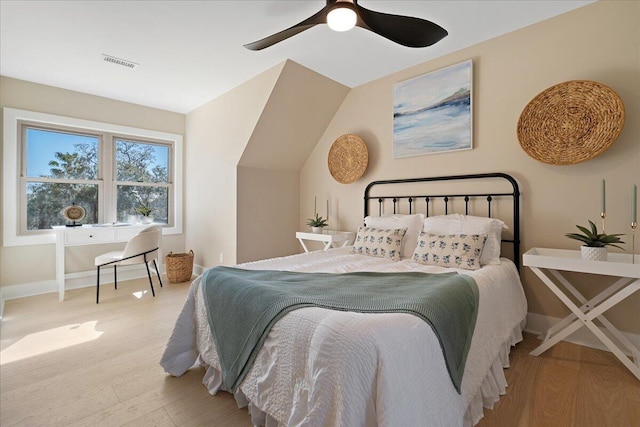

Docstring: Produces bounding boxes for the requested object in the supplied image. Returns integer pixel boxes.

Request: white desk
[53,224,160,301]
[523,247,640,380]
[296,230,355,253]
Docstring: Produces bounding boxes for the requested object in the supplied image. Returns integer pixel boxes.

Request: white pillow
[351,226,407,261]
[422,214,506,265]
[412,232,487,271]
[364,214,425,259]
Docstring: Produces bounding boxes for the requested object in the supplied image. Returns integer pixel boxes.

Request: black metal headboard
[363,172,521,271]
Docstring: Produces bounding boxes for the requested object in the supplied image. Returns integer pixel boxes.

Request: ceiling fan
[244,0,448,51]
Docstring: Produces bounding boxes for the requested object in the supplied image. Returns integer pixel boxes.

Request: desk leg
[55,234,65,301]
[322,241,332,251]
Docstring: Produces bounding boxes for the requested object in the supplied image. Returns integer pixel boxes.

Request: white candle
[601,179,606,214]
[633,184,637,223]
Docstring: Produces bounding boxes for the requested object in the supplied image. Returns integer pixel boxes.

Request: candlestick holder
[600,212,606,234]
[632,221,637,264]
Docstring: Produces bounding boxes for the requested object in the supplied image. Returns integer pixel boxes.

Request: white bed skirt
[196,320,524,427]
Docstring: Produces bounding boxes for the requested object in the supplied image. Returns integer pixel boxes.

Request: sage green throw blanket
[201,266,479,394]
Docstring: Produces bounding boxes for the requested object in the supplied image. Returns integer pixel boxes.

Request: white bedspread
[161,248,527,427]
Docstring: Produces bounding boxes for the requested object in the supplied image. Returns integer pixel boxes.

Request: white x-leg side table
[296,230,355,253]
[523,247,640,380]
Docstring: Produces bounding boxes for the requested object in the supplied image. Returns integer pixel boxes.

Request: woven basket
[165,250,194,283]
[517,80,625,165]
[328,134,368,184]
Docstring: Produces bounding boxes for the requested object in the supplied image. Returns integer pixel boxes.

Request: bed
[161,172,528,427]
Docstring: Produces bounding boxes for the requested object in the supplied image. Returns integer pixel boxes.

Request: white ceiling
[0,1,594,114]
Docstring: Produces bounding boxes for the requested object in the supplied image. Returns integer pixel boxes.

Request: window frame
[20,122,104,235]
[3,108,183,247]
[113,135,174,225]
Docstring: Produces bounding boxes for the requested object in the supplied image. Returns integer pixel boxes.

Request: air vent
[102,54,139,69]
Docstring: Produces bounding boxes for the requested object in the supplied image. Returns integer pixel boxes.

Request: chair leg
[114,265,118,290]
[96,266,101,304]
[153,259,163,287]
[145,262,155,297]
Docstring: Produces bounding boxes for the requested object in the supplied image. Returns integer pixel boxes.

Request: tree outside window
[24,127,171,230]
[25,128,99,230]
[115,138,169,223]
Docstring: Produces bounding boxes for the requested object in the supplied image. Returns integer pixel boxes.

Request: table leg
[540,275,631,340]
[55,232,65,301]
[298,238,310,253]
[530,267,640,380]
[584,317,640,380]
[530,318,585,356]
[322,241,332,251]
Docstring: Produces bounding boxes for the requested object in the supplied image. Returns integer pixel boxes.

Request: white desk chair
[94,225,163,303]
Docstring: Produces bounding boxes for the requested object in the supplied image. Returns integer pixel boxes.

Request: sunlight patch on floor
[132,290,150,299]
[0,321,103,364]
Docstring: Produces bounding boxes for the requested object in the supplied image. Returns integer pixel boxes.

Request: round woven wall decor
[517,80,625,165]
[328,134,368,184]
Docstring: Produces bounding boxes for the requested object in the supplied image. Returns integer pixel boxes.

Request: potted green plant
[135,204,155,224]
[306,213,328,234]
[565,220,625,261]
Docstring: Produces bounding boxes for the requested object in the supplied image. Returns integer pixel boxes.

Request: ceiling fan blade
[355,3,448,48]
[244,5,330,51]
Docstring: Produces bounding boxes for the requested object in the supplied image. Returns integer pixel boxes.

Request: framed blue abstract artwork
[393,60,473,158]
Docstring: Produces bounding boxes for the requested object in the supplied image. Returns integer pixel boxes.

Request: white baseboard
[0,264,159,302]
[193,263,207,276]
[524,312,640,354]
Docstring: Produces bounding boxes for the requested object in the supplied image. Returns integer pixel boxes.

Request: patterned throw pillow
[412,232,487,270]
[422,214,506,265]
[365,214,425,259]
[351,226,407,261]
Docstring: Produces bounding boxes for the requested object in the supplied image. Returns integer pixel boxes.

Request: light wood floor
[1,277,638,427]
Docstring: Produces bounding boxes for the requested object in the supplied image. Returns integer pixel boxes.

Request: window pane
[26,128,98,179]
[26,182,98,230]
[117,185,168,224]
[116,139,169,183]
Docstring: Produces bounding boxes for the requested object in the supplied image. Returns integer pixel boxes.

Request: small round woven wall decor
[517,80,625,165]
[328,134,368,184]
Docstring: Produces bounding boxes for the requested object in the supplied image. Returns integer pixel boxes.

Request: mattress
[161,247,528,426]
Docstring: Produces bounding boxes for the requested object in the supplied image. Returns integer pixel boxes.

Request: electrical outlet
[219,252,224,263]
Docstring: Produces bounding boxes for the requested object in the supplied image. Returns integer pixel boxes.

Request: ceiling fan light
[327,6,357,32]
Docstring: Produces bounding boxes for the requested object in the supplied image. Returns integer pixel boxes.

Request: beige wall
[0,77,186,287]
[237,167,300,263]
[300,1,640,333]
[184,62,283,269]
[186,60,347,268]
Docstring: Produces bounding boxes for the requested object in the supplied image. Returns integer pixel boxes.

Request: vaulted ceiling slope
[239,60,350,171]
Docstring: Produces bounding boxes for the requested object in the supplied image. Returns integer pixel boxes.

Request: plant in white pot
[565,220,625,261]
[306,213,328,234]
[134,204,155,224]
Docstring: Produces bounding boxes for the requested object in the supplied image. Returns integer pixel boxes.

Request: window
[3,108,183,246]
[24,126,101,230]
[115,138,170,224]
